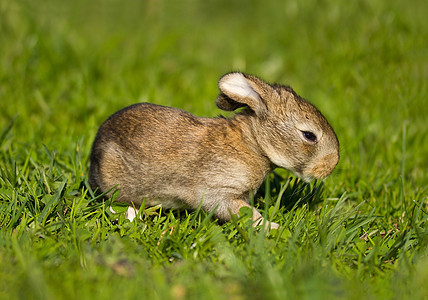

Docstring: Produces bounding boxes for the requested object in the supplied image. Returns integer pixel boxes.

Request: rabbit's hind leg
[213,198,279,230]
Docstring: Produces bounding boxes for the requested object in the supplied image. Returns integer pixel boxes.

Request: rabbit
[89,72,339,229]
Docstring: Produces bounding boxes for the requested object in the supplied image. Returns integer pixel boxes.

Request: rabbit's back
[94,103,205,150]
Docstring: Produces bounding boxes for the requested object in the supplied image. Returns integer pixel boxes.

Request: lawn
[0,0,427,299]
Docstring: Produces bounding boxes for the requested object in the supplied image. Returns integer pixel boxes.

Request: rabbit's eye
[302,131,317,143]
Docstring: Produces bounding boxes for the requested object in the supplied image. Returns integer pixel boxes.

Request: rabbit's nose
[310,152,339,179]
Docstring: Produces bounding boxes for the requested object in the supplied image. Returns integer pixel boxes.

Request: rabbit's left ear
[217,72,271,116]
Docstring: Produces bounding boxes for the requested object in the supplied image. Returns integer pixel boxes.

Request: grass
[0,0,427,299]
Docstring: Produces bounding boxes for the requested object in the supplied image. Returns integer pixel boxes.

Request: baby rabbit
[89,72,339,229]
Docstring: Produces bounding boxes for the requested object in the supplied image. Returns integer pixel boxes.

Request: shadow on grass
[256,171,326,212]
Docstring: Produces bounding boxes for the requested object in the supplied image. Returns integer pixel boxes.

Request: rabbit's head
[217,72,339,182]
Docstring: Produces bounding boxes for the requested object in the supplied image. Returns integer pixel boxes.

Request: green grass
[1,0,427,299]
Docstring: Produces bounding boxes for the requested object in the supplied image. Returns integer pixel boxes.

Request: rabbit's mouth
[286,168,315,183]
[298,172,316,183]
[292,161,336,182]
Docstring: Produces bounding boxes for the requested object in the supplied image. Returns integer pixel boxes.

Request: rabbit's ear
[217,72,269,116]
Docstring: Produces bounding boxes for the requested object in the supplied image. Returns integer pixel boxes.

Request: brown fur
[89,72,339,229]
